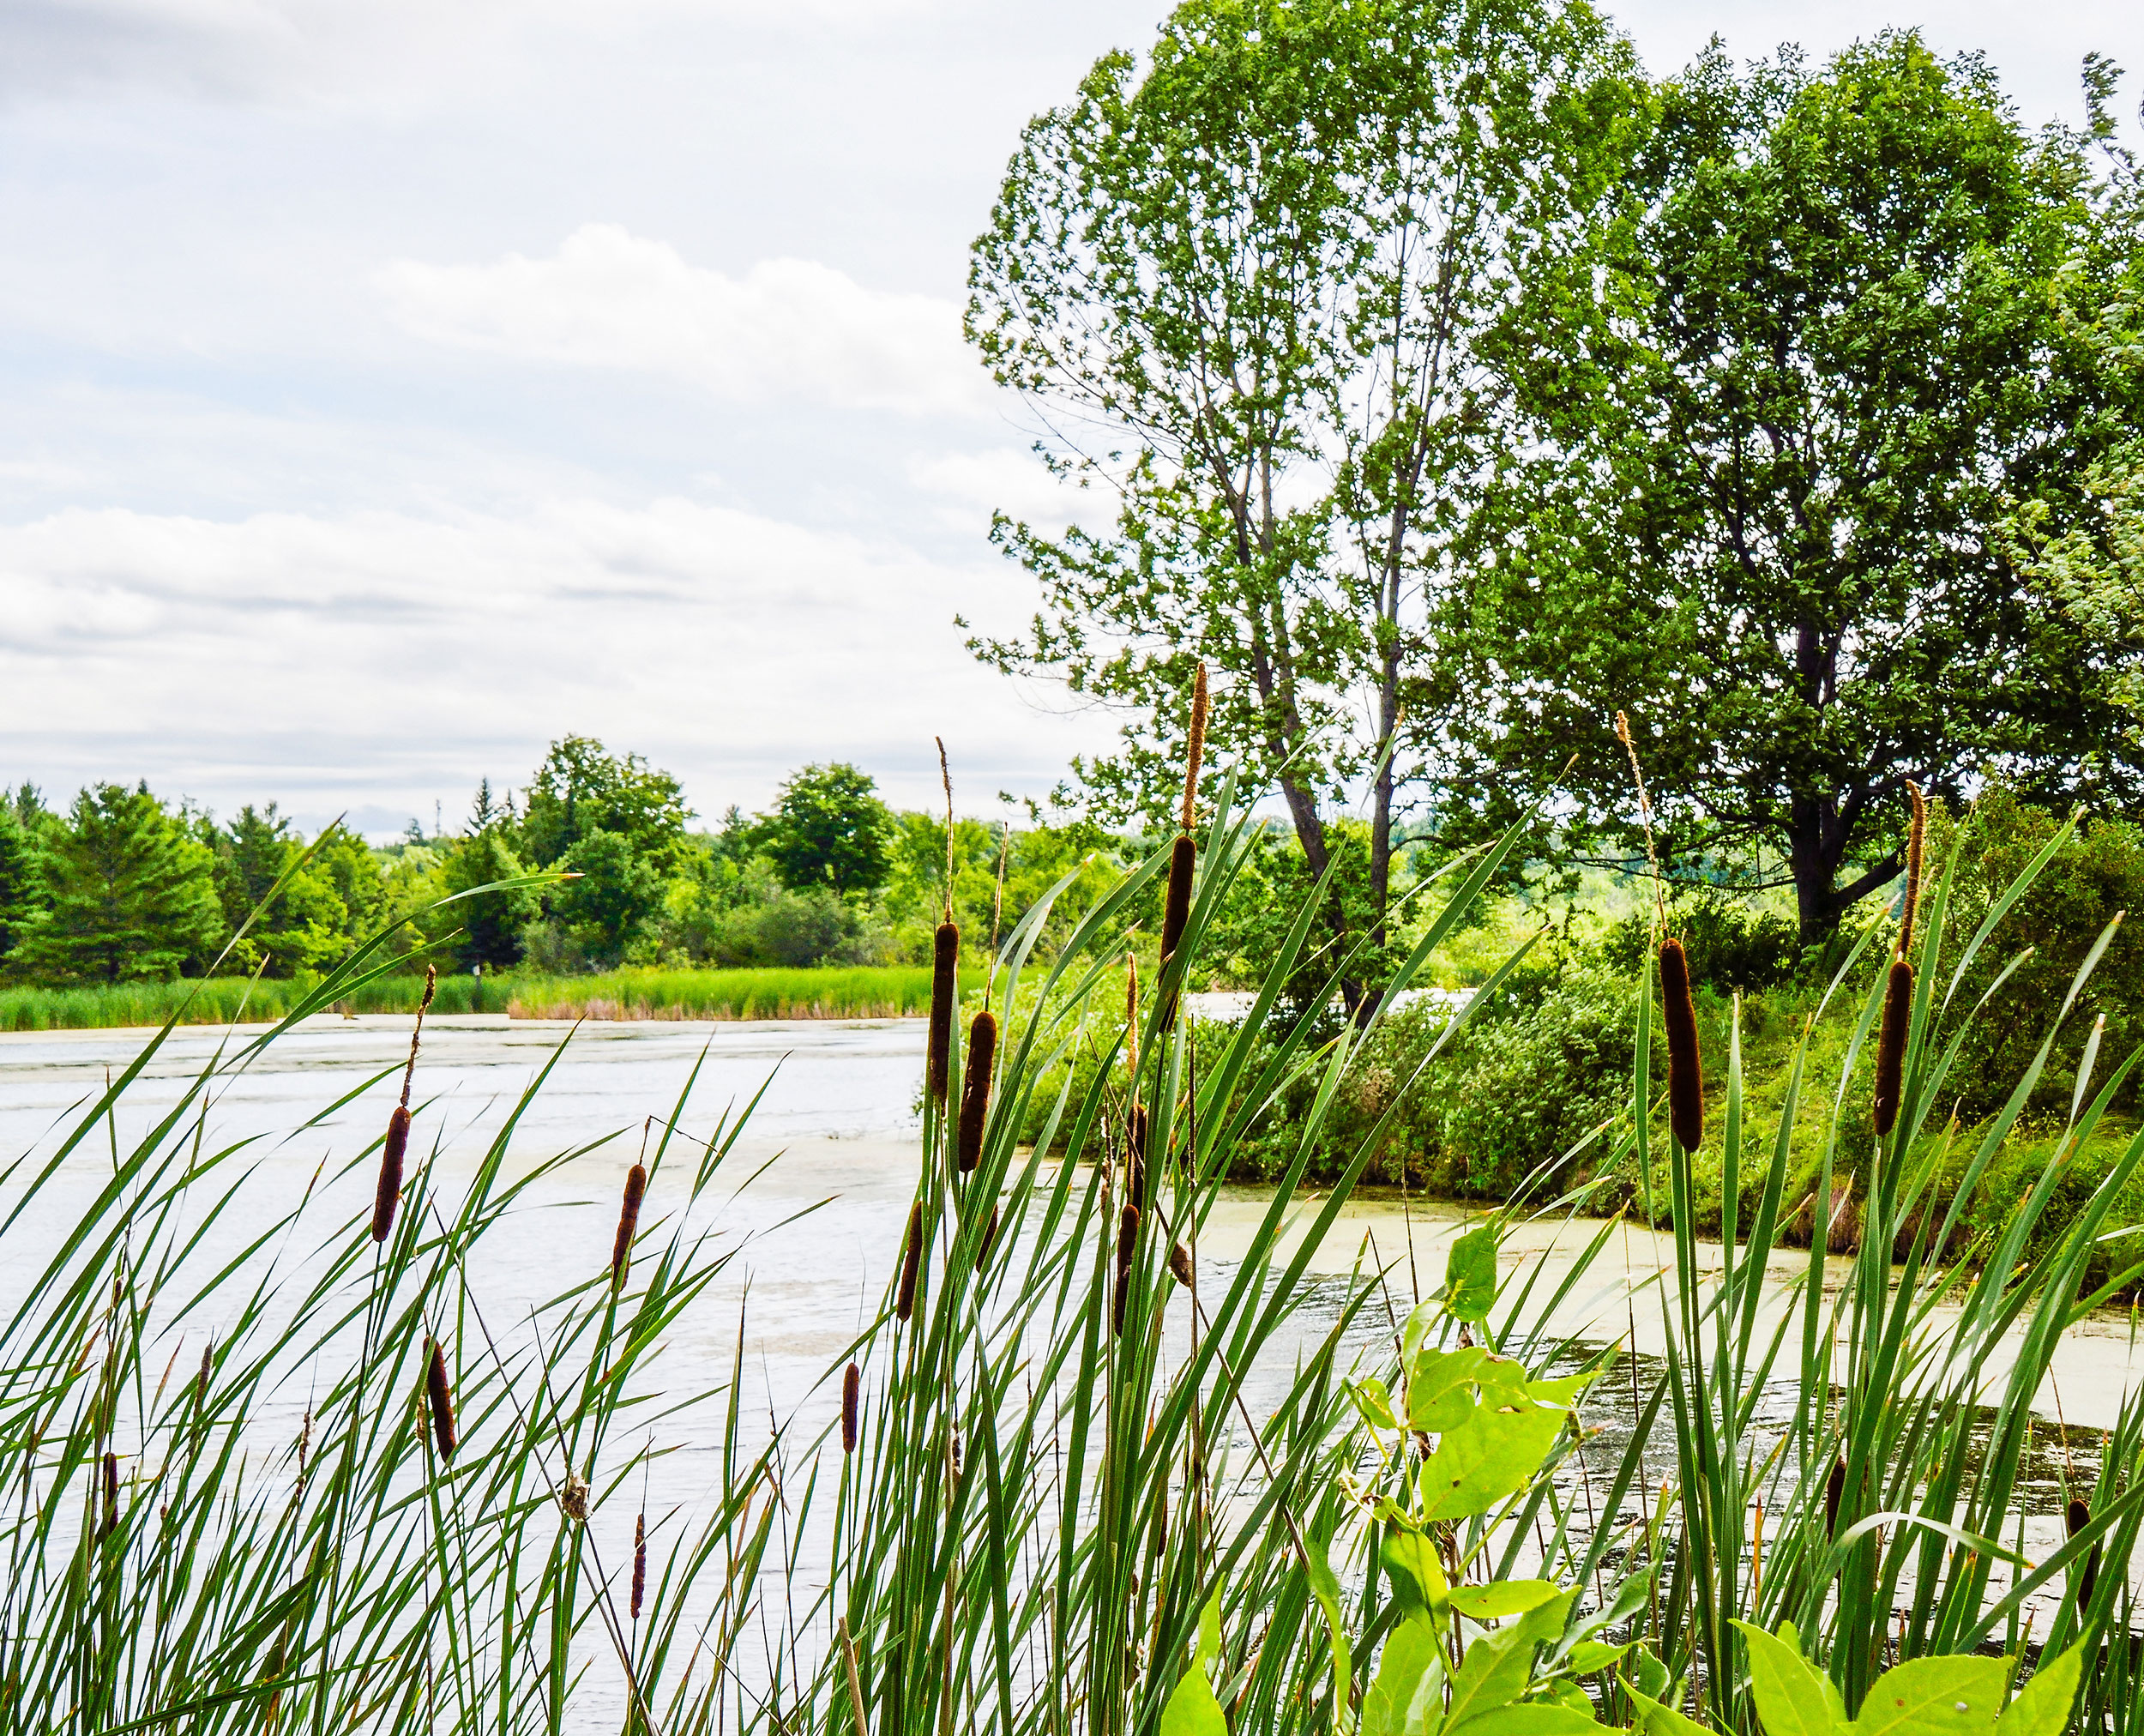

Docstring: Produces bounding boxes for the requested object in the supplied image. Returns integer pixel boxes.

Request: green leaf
[1158,1589,1227,1736]
[1622,1677,1708,1736]
[1995,1645,2081,1736]
[1447,1592,1574,1730]
[1448,1581,1563,1620]
[1852,1656,2008,1736]
[1629,1647,1671,1703]
[1442,1223,1501,1322]
[1382,1528,1449,1612]
[1563,1641,1630,1673]
[1418,1397,1571,1522]
[1304,1525,1354,1727]
[1730,1620,1836,1736]
[1351,1376,1400,1431]
[1360,1616,1447,1736]
[1448,1703,1600,1736]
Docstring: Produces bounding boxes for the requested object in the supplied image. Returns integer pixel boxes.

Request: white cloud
[0,494,1094,824]
[908,447,1094,538]
[376,226,992,418]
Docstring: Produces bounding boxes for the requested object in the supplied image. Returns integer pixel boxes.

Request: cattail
[1160,835,1196,965]
[1111,1203,1140,1337]
[1126,1106,1150,1212]
[611,1162,647,1287]
[928,923,959,1103]
[2066,1496,2100,1610]
[1659,938,1703,1152]
[1169,1240,1194,1288]
[372,1106,410,1244]
[1180,662,1208,834]
[196,1340,213,1411]
[100,1450,118,1540]
[1824,1455,1846,1538]
[1124,957,1139,1081]
[956,1011,997,1173]
[1899,781,1928,961]
[841,1361,862,1455]
[631,1511,647,1619]
[425,1338,457,1463]
[1872,959,1913,1137]
[975,1201,1001,1275]
[895,1202,924,1322]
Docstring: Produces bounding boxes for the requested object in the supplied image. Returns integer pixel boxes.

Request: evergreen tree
[442,828,536,970]
[16,783,226,983]
[0,807,46,967]
[210,805,350,977]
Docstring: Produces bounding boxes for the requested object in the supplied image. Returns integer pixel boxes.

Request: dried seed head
[956,1010,998,1174]
[1872,960,1913,1137]
[975,1201,1001,1275]
[1158,835,1196,1033]
[1169,1241,1194,1288]
[1659,938,1703,1152]
[927,923,959,1102]
[398,965,436,1107]
[1899,781,1928,961]
[1181,662,1208,834]
[842,1360,862,1455]
[371,1105,410,1244]
[1124,957,1139,1082]
[611,1162,648,1287]
[1824,1455,1846,1538]
[559,1472,589,1522]
[631,1512,647,1620]
[895,1202,925,1323]
[2067,1496,2101,1609]
[425,1338,457,1463]
[1126,1106,1150,1213]
[196,1340,213,1411]
[100,1451,118,1541]
[1111,1203,1140,1338]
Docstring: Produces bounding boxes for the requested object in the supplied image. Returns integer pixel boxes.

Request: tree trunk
[1785,788,1901,944]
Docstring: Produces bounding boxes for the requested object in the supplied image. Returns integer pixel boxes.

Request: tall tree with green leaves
[756,763,894,898]
[16,783,224,983]
[0,806,46,967]
[1435,33,2144,940]
[965,0,1641,978]
[208,804,350,976]
[521,736,690,870]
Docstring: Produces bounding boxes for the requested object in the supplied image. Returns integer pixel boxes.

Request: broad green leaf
[1159,1589,1227,1736]
[1351,1377,1400,1431]
[1448,1703,1600,1736]
[1448,1581,1562,1620]
[1409,1346,1497,1432]
[1442,1223,1501,1322]
[1447,1592,1574,1730]
[1629,1648,1671,1703]
[1853,1655,2008,1736]
[1418,1398,1569,1522]
[1730,1620,1836,1736]
[1994,1645,2081,1736]
[1401,1299,1442,1370]
[1361,1616,1447,1736]
[1623,1678,1707,1736]
[1305,1525,1353,1728]
[1383,1528,1449,1611]
[1563,1640,1630,1673]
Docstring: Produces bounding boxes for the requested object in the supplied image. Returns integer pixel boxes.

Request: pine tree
[0,807,46,967]
[16,783,226,983]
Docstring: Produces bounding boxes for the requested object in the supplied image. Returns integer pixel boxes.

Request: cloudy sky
[3,0,2140,837]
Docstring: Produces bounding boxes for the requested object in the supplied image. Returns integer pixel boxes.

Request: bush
[1599,889,1801,992]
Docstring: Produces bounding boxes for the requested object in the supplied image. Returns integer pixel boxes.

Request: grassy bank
[0,964,932,1030]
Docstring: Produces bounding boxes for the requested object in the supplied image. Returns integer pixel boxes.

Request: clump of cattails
[841,1361,862,1455]
[975,1201,1001,1275]
[2067,1495,2100,1610]
[1873,784,1925,1138]
[956,1010,997,1173]
[372,966,437,1243]
[895,1203,924,1323]
[1111,1203,1140,1337]
[631,1512,647,1619]
[611,1161,647,1288]
[1659,937,1704,1153]
[1159,666,1208,1032]
[425,1337,457,1463]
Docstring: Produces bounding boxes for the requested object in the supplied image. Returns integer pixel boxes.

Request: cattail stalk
[425,1338,457,1463]
[100,1450,118,1541]
[841,1361,862,1455]
[1124,958,1139,1082]
[1872,959,1912,1137]
[956,1011,997,1173]
[895,1203,924,1322]
[1111,1203,1140,1337]
[1126,1106,1150,1213]
[975,1202,1001,1275]
[1659,937,1703,1152]
[371,966,437,1244]
[631,1512,647,1619]
[2067,1496,2100,1610]
[1180,662,1208,834]
[611,1162,647,1287]
[927,923,958,1103]
[1160,836,1195,965]
[1824,1455,1846,1538]
[1899,781,1928,961]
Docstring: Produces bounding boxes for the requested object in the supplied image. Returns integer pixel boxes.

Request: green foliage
[207,803,351,977]
[15,782,223,984]
[754,762,894,897]
[520,733,690,869]
[0,805,45,965]
[440,826,535,971]
[551,828,665,964]
[1599,894,1800,993]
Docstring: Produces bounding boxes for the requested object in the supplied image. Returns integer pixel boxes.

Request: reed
[1659,935,1703,1151]
[956,1010,997,1173]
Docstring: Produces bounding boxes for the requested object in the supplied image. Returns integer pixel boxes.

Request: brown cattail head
[1126,1105,1151,1212]
[1169,1240,1194,1288]
[1181,662,1208,835]
[841,1360,862,1455]
[196,1340,213,1411]
[1111,1203,1140,1337]
[1124,956,1140,1082]
[1899,781,1928,961]
[1659,938,1703,1152]
[1872,960,1913,1137]
[371,1105,410,1244]
[976,1201,1001,1275]
[895,1202,925,1322]
[1160,835,1195,963]
[425,1338,457,1463]
[1824,1455,1846,1538]
[2067,1496,2101,1609]
[956,1010,998,1173]
[611,1162,648,1287]
[928,923,959,1102]
[630,1511,647,1619]
[100,1450,118,1540]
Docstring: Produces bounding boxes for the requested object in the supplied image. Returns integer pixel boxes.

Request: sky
[2,0,2141,839]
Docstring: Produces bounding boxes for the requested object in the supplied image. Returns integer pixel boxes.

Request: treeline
[0,736,1126,986]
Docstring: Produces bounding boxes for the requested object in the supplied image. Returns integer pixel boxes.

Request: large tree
[1436,33,2144,940]
[17,783,224,984]
[965,0,1641,980]
[0,807,45,967]
[756,763,894,898]
[521,736,690,871]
